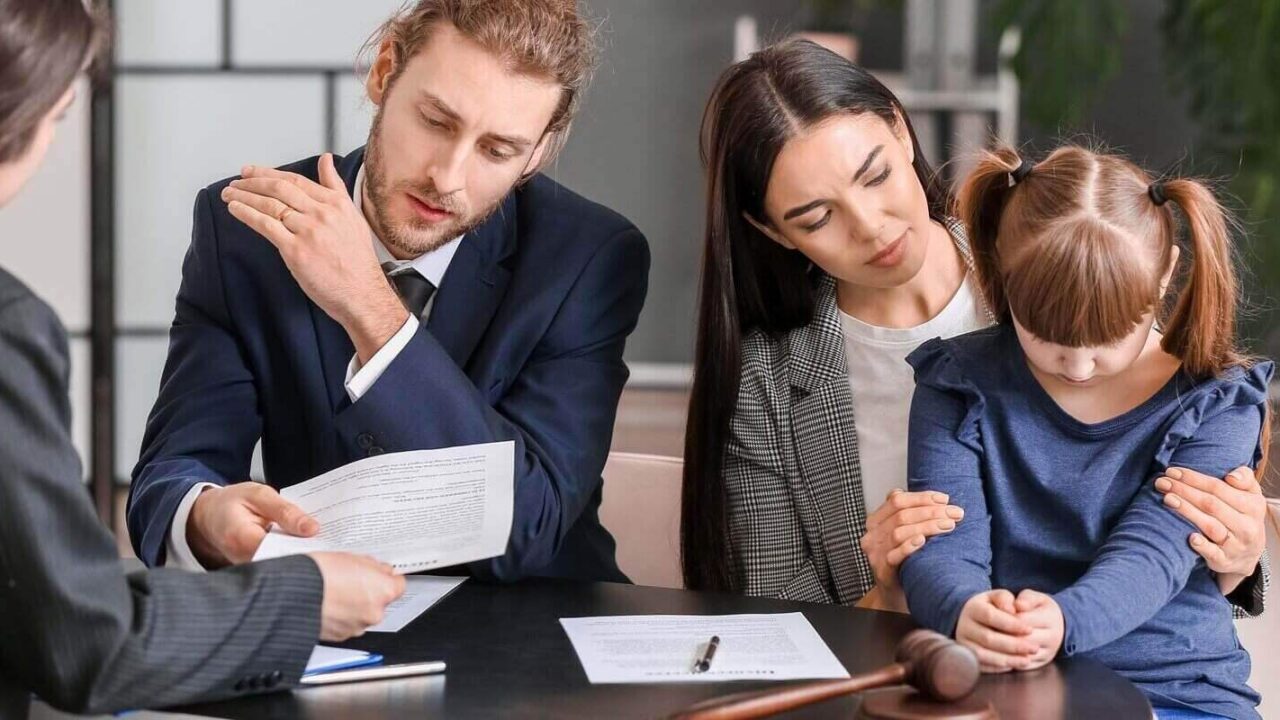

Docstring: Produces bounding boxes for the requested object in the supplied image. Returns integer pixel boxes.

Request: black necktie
[384,263,436,319]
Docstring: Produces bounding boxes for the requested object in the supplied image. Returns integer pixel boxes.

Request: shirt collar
[353,163,462,287]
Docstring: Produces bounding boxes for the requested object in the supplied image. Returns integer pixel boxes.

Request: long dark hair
[681,39,949,592]
[0,0,107,163]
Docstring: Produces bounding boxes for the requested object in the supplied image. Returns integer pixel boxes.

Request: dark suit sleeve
[127,187,263,566]
[0,292,323,714]
[336,226,649,581]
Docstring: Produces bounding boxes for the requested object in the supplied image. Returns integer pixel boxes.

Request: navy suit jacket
[126,148,649,582]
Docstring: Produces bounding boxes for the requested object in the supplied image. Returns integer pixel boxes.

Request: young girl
[900,144,1268,720]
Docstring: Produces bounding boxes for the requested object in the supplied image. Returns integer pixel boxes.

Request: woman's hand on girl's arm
[1154,465,1266,579]
[859,488,965,597]
[955,590,1037,673]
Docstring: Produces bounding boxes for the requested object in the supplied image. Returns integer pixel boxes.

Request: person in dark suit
[0,2,405,716]
[126,0,650,582]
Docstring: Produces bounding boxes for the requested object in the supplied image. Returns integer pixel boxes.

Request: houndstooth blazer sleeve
[1229,549,1268,620]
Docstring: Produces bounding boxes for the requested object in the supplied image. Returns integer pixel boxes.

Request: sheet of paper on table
[559,613,849,684]
[253,442,514,574]
[368,576,467,633]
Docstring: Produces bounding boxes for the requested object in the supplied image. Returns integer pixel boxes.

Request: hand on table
[955,589,1064,674]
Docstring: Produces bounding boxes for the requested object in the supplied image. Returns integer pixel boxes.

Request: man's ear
[743,211,796,250]
[366,38,398,107]
[891,109,914,165]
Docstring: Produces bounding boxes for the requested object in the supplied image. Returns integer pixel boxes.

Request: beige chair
[1236,499,1279,718]
[599,452,684,589]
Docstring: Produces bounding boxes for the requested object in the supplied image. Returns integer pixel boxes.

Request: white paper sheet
[559,613,848,684]
[254,442,514,574]
[367,575,467,633]
[304,646,375,675]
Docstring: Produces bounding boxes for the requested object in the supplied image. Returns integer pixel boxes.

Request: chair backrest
[599,452,684,589]
[1235,499,1279,718]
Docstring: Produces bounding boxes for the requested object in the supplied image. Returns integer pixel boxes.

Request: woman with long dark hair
[680,38,1270,616]
[0,1,402,715]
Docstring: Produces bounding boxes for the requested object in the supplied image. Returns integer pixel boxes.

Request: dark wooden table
[172,579,1152,719]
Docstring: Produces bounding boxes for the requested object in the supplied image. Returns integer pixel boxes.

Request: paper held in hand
[253,441,514,574]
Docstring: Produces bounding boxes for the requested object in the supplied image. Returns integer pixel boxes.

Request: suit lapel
[788,275,876,604]
[426,194,516,368]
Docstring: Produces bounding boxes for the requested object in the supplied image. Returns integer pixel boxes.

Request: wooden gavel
[667,629,981,720]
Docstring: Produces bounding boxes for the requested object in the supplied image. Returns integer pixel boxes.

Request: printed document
[559,613,848,684]
[368,576,467,633]
[254,442,514,574]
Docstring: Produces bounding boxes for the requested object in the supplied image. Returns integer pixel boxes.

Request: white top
[839,274,989,509]
[164,163,462,571]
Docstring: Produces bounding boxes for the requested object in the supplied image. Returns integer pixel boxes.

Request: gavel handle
[667,663,909,720]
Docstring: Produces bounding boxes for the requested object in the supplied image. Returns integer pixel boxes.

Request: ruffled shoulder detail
[906,336,988,450]
[1153,361,1275,470]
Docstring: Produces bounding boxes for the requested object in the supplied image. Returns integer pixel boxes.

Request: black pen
[693,635,720,673]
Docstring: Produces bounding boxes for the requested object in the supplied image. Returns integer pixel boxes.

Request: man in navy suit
[127,1,648,582]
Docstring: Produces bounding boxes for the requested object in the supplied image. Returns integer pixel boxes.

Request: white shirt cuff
[164,482,220,571]
[344,314,419,402]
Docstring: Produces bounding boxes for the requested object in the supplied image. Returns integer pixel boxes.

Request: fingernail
[1163,494,1181,508]
[1191,534,1204,546]
[243,165,254,173]
[947,507,965,519]
[1166,468,1183,480]
[938,520,955,530]
[932,492,949,503]
[912,536,925,547]
[1154,477,1173,492]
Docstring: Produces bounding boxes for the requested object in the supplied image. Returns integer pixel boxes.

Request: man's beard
[363,109,506,258]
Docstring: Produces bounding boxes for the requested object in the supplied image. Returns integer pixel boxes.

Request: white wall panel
[231,0,407,67]
[69,338,91,479]
[116,337,168,480]
[117,0,223,66]
[116,75,326,327]
[0,80,91,331]
[334,74,375,153]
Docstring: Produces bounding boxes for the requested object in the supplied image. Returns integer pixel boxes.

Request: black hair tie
[1148,181,1169,207]
[1009,159,1034,185]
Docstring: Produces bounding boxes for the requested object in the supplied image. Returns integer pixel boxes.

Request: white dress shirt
[163,163,462,570]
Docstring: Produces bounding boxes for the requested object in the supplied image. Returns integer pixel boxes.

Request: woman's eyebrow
[783,199,825,221]
[853,144,884,182]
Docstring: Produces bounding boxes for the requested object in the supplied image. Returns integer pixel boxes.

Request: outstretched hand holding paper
[254,441,514,574]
